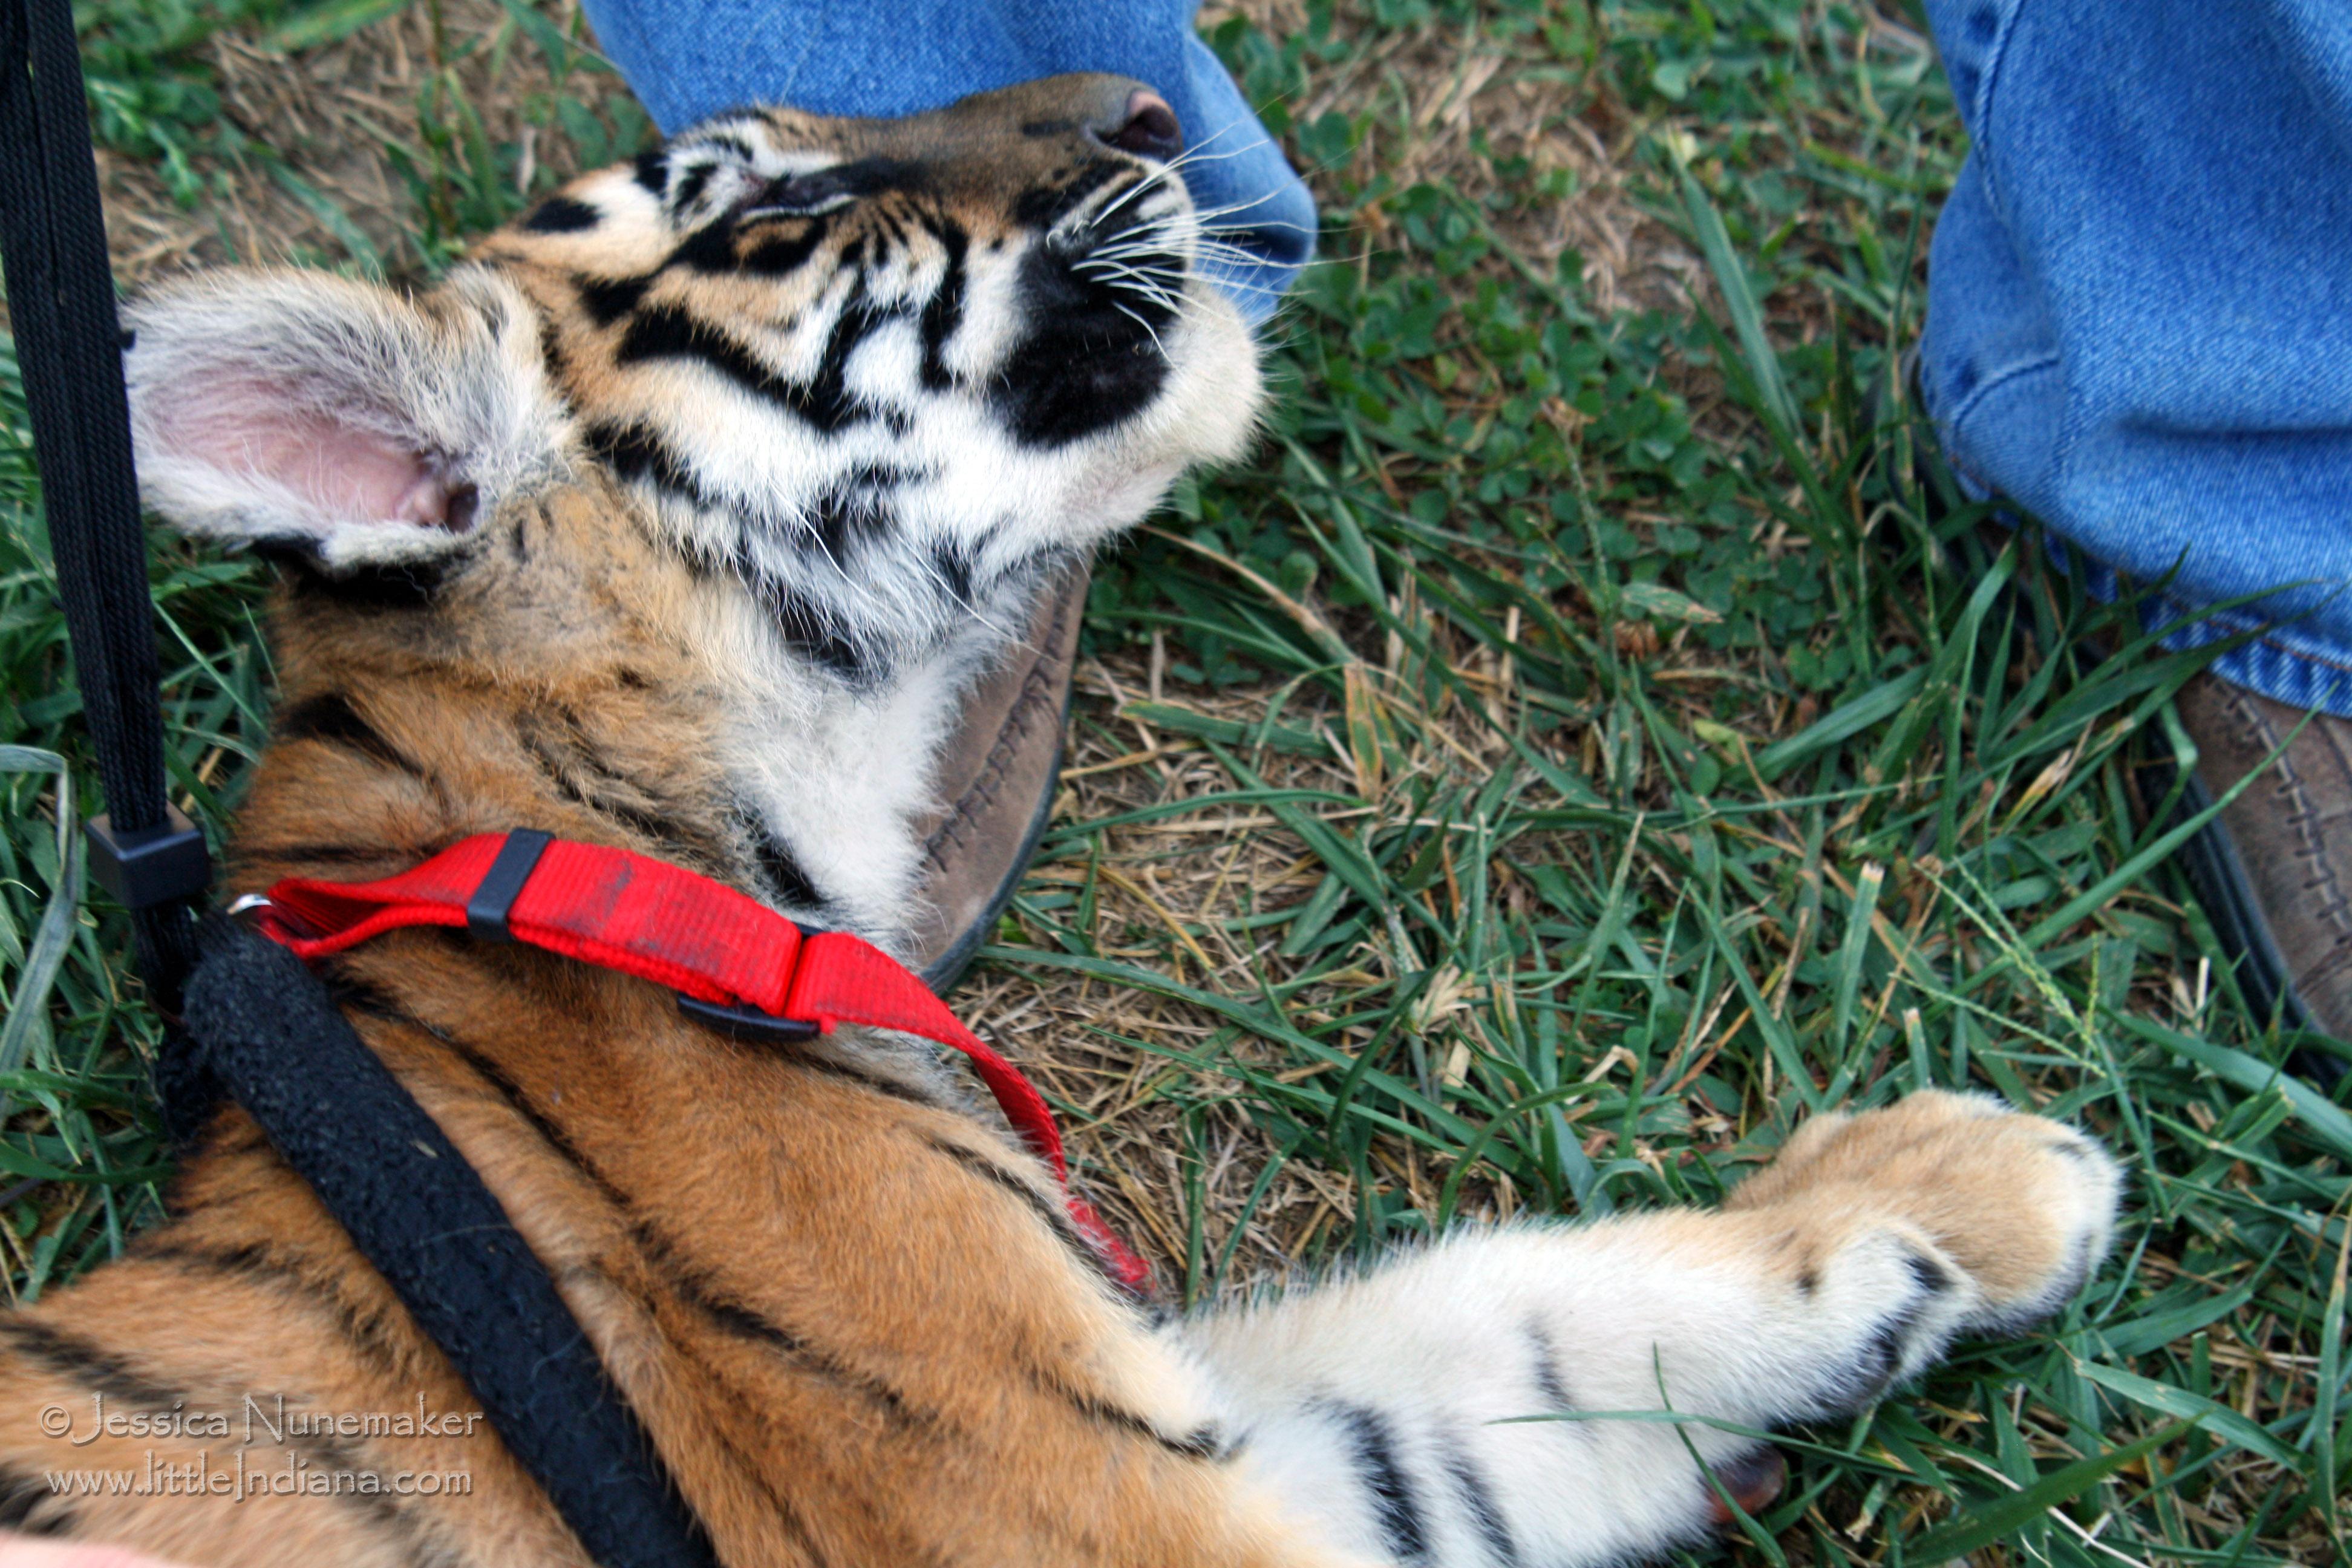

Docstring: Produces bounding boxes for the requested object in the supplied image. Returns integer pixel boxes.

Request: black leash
[0,0,205,1007]
[0,11,722,1565]
[183,923,722,1568]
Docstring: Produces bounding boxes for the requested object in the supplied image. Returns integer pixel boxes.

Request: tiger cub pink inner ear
[154,379,476,532]
[122,267,560,564]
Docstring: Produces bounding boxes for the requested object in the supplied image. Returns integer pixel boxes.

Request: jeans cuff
[1949,460,2352,719]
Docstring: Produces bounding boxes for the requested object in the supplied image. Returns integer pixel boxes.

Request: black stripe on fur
[0,1316,416,1538]
[1323,1400,1429,1561]
[278,692,426,779]
[1443,1442,1519,1567]
[132,1235,420,1383]
[616,304,870,434]
[0,1463,73,1537]
[183,924,721,1568]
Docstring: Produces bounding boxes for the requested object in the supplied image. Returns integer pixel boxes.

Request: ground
[2,1,2347,1563]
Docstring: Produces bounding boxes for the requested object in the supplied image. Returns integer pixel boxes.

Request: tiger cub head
[125,73,1264,683]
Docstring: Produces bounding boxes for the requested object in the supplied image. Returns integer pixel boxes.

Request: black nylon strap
[183,921,723,1568]
[0,0,200,1004]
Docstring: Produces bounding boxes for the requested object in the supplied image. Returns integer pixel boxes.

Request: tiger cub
[0,74,2120,1568]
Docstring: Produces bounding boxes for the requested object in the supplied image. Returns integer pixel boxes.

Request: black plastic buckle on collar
[676,919,826,1044]
[675,994,822,1043]
[87,806,210,910]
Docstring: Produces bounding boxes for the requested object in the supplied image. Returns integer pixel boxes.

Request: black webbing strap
[183,921,723,1568]
[0,0,204,1006]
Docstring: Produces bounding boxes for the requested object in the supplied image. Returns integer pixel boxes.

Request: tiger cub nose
[1103,89,1183,162]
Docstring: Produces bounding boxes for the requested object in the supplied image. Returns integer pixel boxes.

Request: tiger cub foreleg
[1165,1091,2120,1567]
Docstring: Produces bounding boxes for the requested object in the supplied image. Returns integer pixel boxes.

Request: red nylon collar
[246,830,1152,1296]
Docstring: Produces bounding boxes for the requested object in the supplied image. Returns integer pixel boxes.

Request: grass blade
[1902,1419,2194,1564]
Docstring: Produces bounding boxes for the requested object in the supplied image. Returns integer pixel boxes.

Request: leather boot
[2164,673,2352,1082]
[903,565,1084,990]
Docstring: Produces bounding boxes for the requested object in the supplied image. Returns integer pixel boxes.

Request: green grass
[5,0,2350,1562]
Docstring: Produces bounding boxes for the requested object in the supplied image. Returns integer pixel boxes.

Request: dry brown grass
[1204,0,1701,315]
[969,648,1379,1297]
[99,0,633,287]
[972,529,1679,1293]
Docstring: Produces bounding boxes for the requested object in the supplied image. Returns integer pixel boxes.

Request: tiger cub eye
[742,171,853,218]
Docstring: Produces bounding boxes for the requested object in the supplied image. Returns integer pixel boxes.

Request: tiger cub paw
[1732,1089,2122,1341]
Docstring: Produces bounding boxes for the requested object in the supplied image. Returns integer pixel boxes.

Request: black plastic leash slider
[87,808,210,910]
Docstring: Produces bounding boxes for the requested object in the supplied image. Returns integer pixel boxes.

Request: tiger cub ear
[123,267,566,569]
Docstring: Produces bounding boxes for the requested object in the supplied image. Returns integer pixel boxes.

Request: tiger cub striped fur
[0,74,2121,1568]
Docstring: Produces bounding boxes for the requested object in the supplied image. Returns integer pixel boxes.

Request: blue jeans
[575,0,1315,321]
[1920,0,2352,714]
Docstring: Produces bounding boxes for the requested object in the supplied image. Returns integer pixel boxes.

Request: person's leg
[1918,0,2352,1061]
[574,0,1316,319]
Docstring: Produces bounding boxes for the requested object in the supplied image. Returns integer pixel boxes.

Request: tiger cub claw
[1705,1447,1788,1528]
